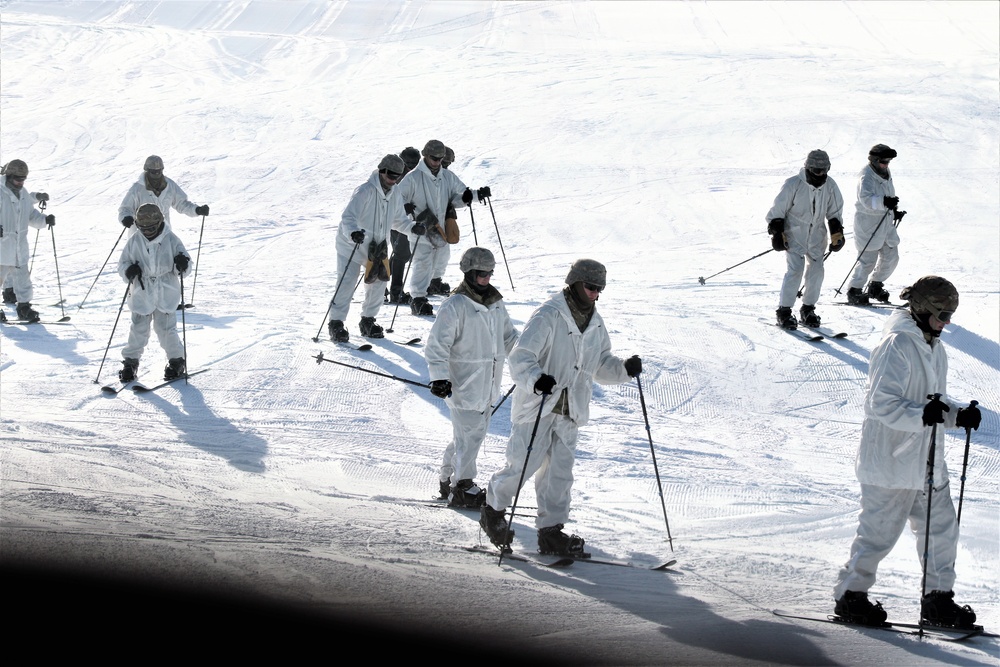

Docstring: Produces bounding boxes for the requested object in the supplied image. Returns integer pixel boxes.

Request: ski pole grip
[927,393,942,401]
[969,400,979,408]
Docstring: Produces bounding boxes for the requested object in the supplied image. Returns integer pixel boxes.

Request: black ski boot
[437,480,451,501]
[921,590,977,628]
[359,316,384,339]
[388,287,411,305]
[164,357,186,381]
[799,304,821,328]
[16,302,40,322]
[480,505,514,549]
[410,297,434,316]
[328,319,349,342]
[834,590,888,626]
[449,479,486,508]
[119,358,139,383]
[537,524,590,557]
[2,287,15,304]
[776,306,797,330]
[866,281,891,303]
[847,287,870,306]
[427,277,451,295]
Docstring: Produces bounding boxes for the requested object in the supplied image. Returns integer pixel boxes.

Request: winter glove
[828,217,845,252]
[35,192,49,202]
[415,208,439,226]
[477,186,492,201]
[893,209,907,223]
[461,188,474,205]
[350,230,366,244]
[174,253,190,273]
[45,215,55,228]
[121,216,134,228]
[624,355,642,377]
[922,395,950,426]
[195,205,210,216]
[883,195,899,211]
[125,263,143,282]
[411,222,427,236]
[533,374,557,395]
[956,402,981,431]
[767,218,787,252]
[430,380,453,398]
[404,202,417,217]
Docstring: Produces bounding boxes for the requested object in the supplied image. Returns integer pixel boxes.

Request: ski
[464,545,575,568]
[553,553,678,571]
[772,609,990,642]
[132,368,209,393]
[801,325,848,339]
[100,381,136,395]
[833,302,904,310]
[391,336,421,346]
[1,319,73,326]
[320,339,373,352]
[760,318,823,341]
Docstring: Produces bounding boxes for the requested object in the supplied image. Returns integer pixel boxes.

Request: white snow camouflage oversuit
[766,169,844,308]
[834,309,964,598]
[426,286,518,485]
[329,170,410,322]
[117,223,191,360]
[485,290,631,528]
[0,183,48,302]
[394,159,467,299]
[848,164,899,291]
[118,173,199,231]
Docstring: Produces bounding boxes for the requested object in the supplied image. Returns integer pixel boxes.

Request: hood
[883,308,933,348]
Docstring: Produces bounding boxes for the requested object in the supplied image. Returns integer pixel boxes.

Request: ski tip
[58,316,71,322]
[356,344,373,351]
[405,337,421,345]
[99,386,117,393]
[653,559,678,570]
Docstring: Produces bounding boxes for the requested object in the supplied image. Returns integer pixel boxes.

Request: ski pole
[697,248,774,285]
[796,249,833,299]
[956,400,979,526]
[832,209,891,297]
[636,375,674,552]
[185,213,207,308]
[312,241,362,342]
[481,194,514,291]
[386,236,420,334]
[29,229,40,276]
[313,351,431,389]
[78,227,126,310]
[93,282,132,384]
[499,391,550,566]
[918,393,942,635]
[49,224,70,322]
[179,269,188,385]
[491,384,516,416]
[467,201,479,245]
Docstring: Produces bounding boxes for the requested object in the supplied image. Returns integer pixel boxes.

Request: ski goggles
[380,169,402,181]
[583,283,605,293]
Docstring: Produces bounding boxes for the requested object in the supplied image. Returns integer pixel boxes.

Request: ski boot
[16,302,40,322]
[359,316,384,339]
[164,357,186,381]
[427,277,451,296]
[387,287,411,305]
[2,287,15,304]
[776,306,797,330]
[0,311,6,323]
[538,524,589,557]
[921,590,977,629]
[437,480,451,501]
[847,287,870,306]
[448,479,486,508]
[480,505,514,550]
[119,358,139,383]
[799,304,821,328]
[410,297,434,317]
[834,590,887,626]
[866,281,891,304]
[328,319,349,343]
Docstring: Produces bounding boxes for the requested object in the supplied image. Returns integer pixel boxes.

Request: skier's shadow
[942,324,1000,372]
[0,324,91,365]
[136,384,267,472]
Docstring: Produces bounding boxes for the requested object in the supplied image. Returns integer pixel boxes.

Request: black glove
[415,208,438,226]
[174,253,190,272]
[411,222,426,236]
[883,196,899,211]
[461,188,473,205]
[624,355,642,377]
[956,402,981,431]
[350,230,365,244]
[35,192,49,202]
[430,379,453,398]
[828,217,844,252]
[125,263,143,282]
[45,214,55,228]
[922,395,950,426]
[893,209,906,223]
[121,216,134,228]
[404,202,417,217]
[477,186,492,201]
[195,205,210,216]
[533,374,557,395]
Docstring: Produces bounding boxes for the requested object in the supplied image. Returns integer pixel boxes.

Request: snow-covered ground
[1,1,998,663]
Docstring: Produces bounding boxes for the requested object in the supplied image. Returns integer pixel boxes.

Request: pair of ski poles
[22,200,70,322]
[468,189,514,291]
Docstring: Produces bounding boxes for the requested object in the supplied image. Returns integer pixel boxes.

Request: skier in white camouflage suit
[327,154,411,343]
[118,155,209,232]
[479,259,642,556]
[846,144,905,306]
[0,159,55,322]
[765,149,845,330]
[833,276,981,629]
[425,247,518,507]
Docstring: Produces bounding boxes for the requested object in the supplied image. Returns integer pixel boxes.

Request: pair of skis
[101,369,208,395]
[762,319,848,342]
[329,335,421,352]
[464,545,677,572]
[772,609,994,642]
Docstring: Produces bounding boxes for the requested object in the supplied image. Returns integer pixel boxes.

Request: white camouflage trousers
[439,407,491,485]
[779,251,824,308]
[122,310,184,361]
[328,246,386,322]
[848,244,900,291]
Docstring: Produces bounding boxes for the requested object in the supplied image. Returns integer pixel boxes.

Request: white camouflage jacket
[766,169,844,258]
